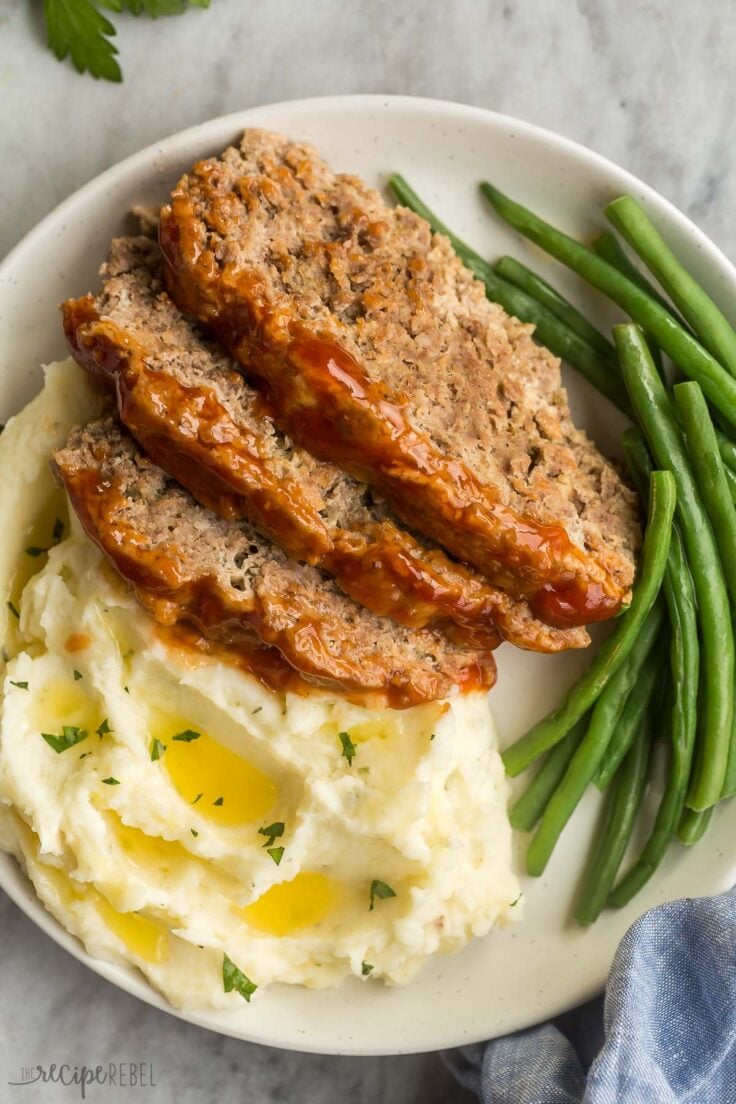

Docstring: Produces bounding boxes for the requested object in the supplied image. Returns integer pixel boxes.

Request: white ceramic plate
[1,95,735,1056]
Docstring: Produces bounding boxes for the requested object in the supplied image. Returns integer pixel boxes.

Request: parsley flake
[150,738,166,761]
[101,776,120,786]
[7,601,19,620]
[41,726,88,754]
[338,731,357,766]
[190,828,199,838]
[9,680,28,690]
[172,729,201,742]
[369,880,397,911]
[25,546,47,558]
[361,961,374,976]
[96,718,111,738]
[267,846,284,866]
[212,796,224,806]
[222,953,257,1003]
[258,822,284,848]
[191,793,203,805]
[251,706,262,715]
[73,669,83,681]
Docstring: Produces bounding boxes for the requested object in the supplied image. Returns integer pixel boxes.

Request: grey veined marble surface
[1,0,735,1100]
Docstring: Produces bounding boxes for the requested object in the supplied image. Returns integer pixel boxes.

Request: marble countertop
[1,1,733,1100]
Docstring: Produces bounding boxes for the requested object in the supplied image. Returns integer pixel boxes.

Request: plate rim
[1,93,735,1056]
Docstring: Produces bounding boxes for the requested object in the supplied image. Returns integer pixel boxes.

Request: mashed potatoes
[0,361,519,1010]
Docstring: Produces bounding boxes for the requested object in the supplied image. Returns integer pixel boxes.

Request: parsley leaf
[43,0,122,82]
[222,953,257,1002]
[150,738,166,761]
[172,729,200,742]
[338,731,357,766]
[191,792,203,805]
[6,602,19,620]
[96,718,111,737]
[101,776,120,785]
[361,961,374,976]
[258,822,284,848]
[42,726,88,754]
[43,0,210,83]
[190,828,199,837]
[73,669,83,681]
[369,880,397,911]
[267,846,284,866]
[212,796,224,806]
[9,680,28,690]
[109,0,211,15]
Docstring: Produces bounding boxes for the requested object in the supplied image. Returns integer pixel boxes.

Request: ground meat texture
[159,129,640,629]
[61,235,590,655]
[53,418,497,708]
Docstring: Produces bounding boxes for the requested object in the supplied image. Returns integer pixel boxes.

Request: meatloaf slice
[159,128,640,629]
[61,234,588,655]
[53,418,497,707]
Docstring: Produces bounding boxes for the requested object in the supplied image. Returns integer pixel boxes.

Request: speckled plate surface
[1,95,734,1055]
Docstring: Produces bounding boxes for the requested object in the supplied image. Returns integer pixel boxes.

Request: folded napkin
[445,889,736,1103]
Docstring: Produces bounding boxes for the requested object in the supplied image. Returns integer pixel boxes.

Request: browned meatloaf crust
[53,418,497,707]
[159,129,640,629]
[62,234,589,654]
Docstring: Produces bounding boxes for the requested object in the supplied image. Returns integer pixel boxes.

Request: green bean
[594,630,665,790]
[494,256,617,363]
[502,469,676,777]
[575,719,652,925]
[607,430,699,898]
[615,325,734,809]
[606,196,736,380]
[674,381,736,608]
[479,183,736,429]
[716,427,736,474]
[677,806,714,845]
[389,176,630,412]
[509,718,587,832]
[592,231,685,319]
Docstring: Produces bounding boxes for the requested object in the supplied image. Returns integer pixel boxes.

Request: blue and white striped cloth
[445,889,736,1103]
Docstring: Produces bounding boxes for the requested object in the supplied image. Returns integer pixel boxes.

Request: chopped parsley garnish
[41,726,88,754]
[338,731,357,766]
[369,880,397,911]
[212,796,224,806]
[251,706,262,715]
[52,517,64,544]
[73,669,83,681]
[222,953,257,1003]
[96,718,111,738]
[7,601,19,620]
[191,793,203,805]
[150,738,166,761]
[9,680,28,690]
[361,961,374,976]
[429,733,436,741]
[267,846,284,866]
[190,828,199,838]
[79,751,91,760]
[123,685,130,694]
[101,776,120,786]
[172,729,201,742]
[258,822,284,848]
[25,546,46,558]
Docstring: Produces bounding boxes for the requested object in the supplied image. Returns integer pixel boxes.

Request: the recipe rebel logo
[7,1062,157,1098]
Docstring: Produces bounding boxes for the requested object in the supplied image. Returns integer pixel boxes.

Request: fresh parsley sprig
[43,0,211,83]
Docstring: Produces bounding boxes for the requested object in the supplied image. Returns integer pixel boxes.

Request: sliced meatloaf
[53,418,497,707]
[160,129,640,629]
[62,234,588,655]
